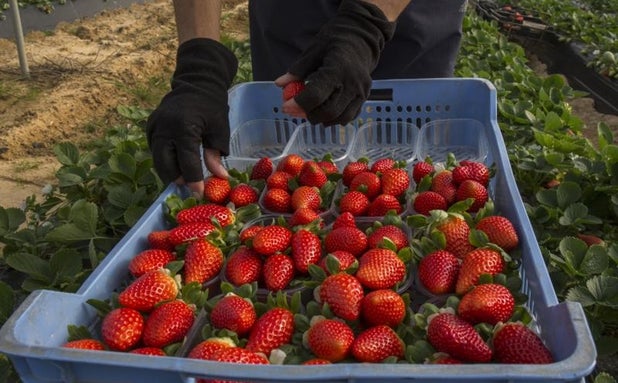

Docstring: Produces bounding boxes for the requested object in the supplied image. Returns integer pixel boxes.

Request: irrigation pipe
[9,0,30,78]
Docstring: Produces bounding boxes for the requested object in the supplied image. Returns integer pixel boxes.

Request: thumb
[274,72,301,88]
[204,148,229,179]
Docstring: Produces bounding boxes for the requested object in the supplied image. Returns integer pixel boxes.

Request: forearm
[173,0,223,44]
[362,0,411,21]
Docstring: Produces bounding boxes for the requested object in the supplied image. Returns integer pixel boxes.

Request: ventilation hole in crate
[445,105,451,112]
[425,105,432,112]
[415,105,422,112]
[425,117,432,124]
[416,118,423,128]
[406,105,413,113]
[376,106,383,113]
[397,105,403,113]
[273,107,279,113]
[435,105,441,112]
[384,106,391,113]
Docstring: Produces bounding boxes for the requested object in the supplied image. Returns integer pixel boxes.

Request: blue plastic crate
[0,79,597,383]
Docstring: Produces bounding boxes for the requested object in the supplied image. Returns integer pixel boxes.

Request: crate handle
[367,88,393,101]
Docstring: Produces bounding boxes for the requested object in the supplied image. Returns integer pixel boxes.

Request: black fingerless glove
[146,38,238,184]
[289,0,396,126]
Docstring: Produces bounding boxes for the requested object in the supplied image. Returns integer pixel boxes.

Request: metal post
[9,0,30,78]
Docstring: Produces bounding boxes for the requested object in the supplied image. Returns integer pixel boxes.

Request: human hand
[276,0,395,126]
[146,38,238,197]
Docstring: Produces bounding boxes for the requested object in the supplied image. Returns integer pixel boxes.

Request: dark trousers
[248,0,467,81]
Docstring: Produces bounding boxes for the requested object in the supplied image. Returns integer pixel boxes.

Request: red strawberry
[428,353,464,364]
[210,346,269,365]
[306,318,355,362]
[203,176,231,204]
[456,179,489,212]
[101,307,144,351]
[412,161,434,184]
[250,157,274,180]
[331,211,357,229]
[147,230,174,251]
[282,81,305,101]
[187,337,235,360]
[338,190,370,217]
[266,170,294,191]
[129,347,166,356]
[291,229,323,274]
[475,215,519,251]
[355,248,406,290]
[224,246,263,286]
[435,215,474,259]
[349,171,382,200]
[366,224,409,251]
[183,238,224,285]
[318,273,364,321]
[168,222,218,247]
[366,194,403,216]
[302,358,332,365]
[417,250,460,295]
[290,185,322,212]
[276,153,305,176]
[262,253,295,291]
[457,283,515,325]
[413,190,448,216]
[577,233,604,247]
[370,157,396,173]
[380,168,410,197]
[455,248,505,295]
[431,170,457,205]
[492,322,554,364]
[453,160,490,186]
[251,224,293,256]
[118,269,179,312]
[426,311,492,363]
[176,204,235,227]
[298,160,328,188]
[128,249,176,278]
[342,160,370,187]
[142,299,195,348]
[239,224,262,241]
[318,250,358,275]
[361,289,406,327]
[289,207,321,227]
[210,293,257,336]
[229,183,259,207]
[261,187,292,213]
[351,325,405,363]
[317,159,339,175]
[324,226,368,257]
[245,307,295,355]
[62,339,106,350]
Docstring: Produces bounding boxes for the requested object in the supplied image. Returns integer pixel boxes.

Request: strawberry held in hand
[282,80,306,101]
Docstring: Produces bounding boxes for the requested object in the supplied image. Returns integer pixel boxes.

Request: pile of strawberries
[412,156,492,215]
[336,157,411,217]
[62,152,556,375]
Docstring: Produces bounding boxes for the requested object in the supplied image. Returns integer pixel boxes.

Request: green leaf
[53,142,80,166]
[5,252,52,283]
[0,281,15,325]
[45,223,95,243]
[50,249,83,280]
[558,236,589,273]
[0,207,26,236]
[565,286,596,307]
[579,245,609,276]
[556,182,582,208]
[559,203,589,225]
[69,200,98,235]
[109,152,137,179]
[586,276,618,308]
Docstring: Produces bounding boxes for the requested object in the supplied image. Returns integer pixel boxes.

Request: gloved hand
[146,38,238,189]
[282,0,396,126]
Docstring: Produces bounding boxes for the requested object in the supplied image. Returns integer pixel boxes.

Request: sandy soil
[0,0,615,209]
